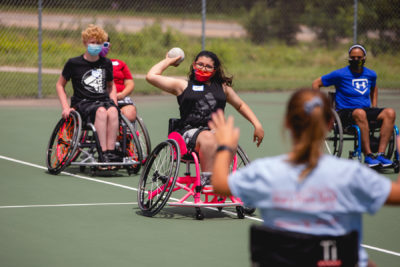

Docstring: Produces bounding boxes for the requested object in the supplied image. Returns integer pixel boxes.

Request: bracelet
[216,145,235,154]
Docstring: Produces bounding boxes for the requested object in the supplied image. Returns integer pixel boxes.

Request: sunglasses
[103,42,110,48]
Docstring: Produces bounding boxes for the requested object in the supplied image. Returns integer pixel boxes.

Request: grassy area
[0,25,399,97]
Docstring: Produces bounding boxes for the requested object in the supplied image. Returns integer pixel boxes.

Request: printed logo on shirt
[82,68,105,93]
[352,78,369,95]
[112,61,119,66]
[192,85,204,91]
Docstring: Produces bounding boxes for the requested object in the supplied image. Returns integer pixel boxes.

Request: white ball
[167,47,185,64]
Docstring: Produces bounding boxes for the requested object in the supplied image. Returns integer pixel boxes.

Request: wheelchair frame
[46,110,150,175]
[137,131,254,220]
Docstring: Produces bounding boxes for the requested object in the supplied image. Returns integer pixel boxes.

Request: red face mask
[194,68,215,82]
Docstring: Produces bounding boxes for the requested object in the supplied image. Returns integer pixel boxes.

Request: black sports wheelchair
[324,92,399,173]
[46,110,151,175]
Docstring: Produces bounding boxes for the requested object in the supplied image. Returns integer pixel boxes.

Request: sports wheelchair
[324,92,399,173]
[46,110,151,175]
[137,119,255,220]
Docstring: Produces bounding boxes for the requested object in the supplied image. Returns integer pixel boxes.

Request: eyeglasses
[103,42,110,48]
[194,62,215,72]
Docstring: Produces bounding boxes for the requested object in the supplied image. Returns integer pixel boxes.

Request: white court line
[0,154,398,257]
[0,202,137,209]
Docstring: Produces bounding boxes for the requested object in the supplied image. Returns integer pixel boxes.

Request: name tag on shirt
[192,85,204,91]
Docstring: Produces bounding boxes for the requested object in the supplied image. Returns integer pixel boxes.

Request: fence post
[38,0,43,98]
[201,0,206,51]
[353,0,358,44]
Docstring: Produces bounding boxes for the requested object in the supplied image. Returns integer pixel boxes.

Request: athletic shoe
[106,151,121,162]
[376,153,393,167]
[364,154,380,167]
[200,172,212,186]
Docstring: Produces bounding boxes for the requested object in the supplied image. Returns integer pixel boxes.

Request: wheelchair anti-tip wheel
[137,139,180,216]
[46,110,81,175]
[134,116,151,163]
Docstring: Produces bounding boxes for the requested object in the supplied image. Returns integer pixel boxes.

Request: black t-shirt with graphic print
[62,55,113,106]
[177,80,226,130]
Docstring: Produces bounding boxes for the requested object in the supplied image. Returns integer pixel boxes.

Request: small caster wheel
[236,206,245,219]
[195,208,204,220]
[244,206,256,215]
[217,207,223,212]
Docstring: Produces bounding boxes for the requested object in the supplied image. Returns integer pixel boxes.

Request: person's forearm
[146,59,170,84]
[237,103,262,128]
[117,80,134,100]
[371,86,378,107]
[108,83,117,104]
[56,84,69,110]
[211,150,233,196]
[312,77,323,90]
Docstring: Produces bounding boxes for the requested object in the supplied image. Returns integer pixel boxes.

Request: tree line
[6,0,400,54]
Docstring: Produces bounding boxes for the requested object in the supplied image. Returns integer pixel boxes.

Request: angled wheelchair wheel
[324,109,343,157]
[384,129,396,160]
[119,115,143,175]
[232,145,250,171]
[231,145,255,215]
[46,110,82,175]
[134,116,151,163]
[137,139,180,217]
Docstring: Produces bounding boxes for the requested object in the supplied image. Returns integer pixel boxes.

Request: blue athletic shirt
[229,154,391,267]
[321,66,377,110]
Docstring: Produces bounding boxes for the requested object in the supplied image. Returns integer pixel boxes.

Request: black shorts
[73,98,118,123]
[337,107,384,128]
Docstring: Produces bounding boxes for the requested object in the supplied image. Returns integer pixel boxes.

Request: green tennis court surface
[1,91,400,267]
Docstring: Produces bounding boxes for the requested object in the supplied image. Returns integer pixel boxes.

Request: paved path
[0,11,246,38]
[0,11,315,40]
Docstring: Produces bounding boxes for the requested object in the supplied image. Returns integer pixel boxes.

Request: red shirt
[111,59,133,93]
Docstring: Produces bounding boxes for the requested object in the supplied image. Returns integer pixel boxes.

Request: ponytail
[286,89,333,180]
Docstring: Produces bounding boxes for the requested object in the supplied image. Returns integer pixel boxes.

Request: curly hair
[81,24,108,43]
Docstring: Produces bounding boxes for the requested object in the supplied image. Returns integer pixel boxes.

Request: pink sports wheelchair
[137,119,255,220]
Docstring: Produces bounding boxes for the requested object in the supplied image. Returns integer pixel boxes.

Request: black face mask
[348,59,365,70]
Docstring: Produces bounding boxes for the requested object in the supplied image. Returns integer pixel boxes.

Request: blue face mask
[87,44,103,56]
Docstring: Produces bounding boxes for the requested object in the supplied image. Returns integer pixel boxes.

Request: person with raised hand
[146,50,264,186]
[210,88,400,267]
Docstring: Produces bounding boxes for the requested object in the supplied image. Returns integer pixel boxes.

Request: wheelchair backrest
[250,224,358,267]
[168,118,181,135]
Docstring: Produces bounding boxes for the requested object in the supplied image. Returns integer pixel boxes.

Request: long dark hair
[188,50,233,86]
[286,89,333,179]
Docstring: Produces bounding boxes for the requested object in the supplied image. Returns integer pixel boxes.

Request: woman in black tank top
[146,50,264,184]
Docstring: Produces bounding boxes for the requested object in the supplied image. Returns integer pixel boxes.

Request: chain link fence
[0,0,399,98]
